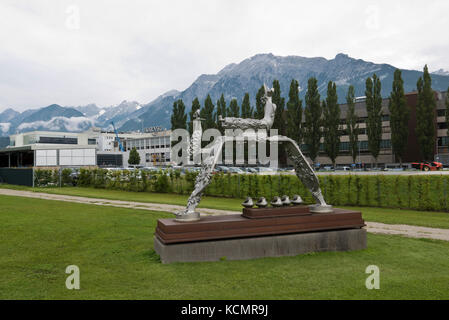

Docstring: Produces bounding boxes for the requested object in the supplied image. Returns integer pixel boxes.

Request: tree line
[171,65,447,166]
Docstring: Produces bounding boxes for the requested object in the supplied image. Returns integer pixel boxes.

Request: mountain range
[1,53,449,137]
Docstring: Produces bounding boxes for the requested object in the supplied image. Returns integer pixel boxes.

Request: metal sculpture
[175,85,332,221]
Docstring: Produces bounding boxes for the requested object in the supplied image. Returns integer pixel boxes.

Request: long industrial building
[311,90,448,167]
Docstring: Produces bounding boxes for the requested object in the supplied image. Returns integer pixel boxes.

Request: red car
[411,161,443,171]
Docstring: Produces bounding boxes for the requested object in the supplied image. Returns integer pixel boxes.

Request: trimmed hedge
[32,168,449,212]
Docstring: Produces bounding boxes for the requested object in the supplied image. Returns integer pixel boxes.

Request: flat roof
[0,144,97,153]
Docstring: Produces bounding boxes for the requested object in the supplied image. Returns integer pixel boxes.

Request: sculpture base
[157,208,363,244]
[174,211,201,222]
[154,228,367,263]
[309,204,334,213]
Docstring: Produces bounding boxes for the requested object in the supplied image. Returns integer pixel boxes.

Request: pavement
[1,188,449,242]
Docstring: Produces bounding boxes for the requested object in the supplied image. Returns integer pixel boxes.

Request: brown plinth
[242,205,311,219]
[155,208,365,244]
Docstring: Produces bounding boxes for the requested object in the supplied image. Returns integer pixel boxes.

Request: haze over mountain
[1,53,449,136]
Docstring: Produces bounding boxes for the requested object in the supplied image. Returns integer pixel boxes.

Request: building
[0,128,162,168]
[1,131,97,168]
[311,90,448,167]
[122,130,171,167]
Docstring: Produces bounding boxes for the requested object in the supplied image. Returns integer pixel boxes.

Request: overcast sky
[0,0,448,112]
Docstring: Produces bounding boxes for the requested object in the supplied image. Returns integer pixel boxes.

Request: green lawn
[1,194,449,299]
[2,184,449,229]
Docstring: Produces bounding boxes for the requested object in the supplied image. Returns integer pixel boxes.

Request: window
[380,139,391,149]
[438,123,448,130]
[437,109,446,117]
[39,136,78,144]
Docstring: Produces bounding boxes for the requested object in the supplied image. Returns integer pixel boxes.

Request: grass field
[2,184,449,229]
[1,194,449,299]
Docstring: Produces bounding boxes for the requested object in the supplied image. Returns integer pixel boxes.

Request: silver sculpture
[175,85,332,222]
[256,197,268,208]
[291,195,303,205]
[242,197,254,208]
[281,195,291,206]
[271,196,283,207]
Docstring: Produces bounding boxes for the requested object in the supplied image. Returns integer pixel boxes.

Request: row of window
[339,115,390,125]
[126,144,170,151]
[301,140,392,153]
[145,152,170,163]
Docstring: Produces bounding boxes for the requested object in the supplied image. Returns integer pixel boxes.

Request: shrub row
[33,168,449,212]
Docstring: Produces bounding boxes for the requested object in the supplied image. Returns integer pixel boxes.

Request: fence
[0,168,34,186]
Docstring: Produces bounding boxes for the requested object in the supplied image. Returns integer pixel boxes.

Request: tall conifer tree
[170,99,187,130]
[216,94,227,133]
[241,93,254,118]
[200,94,216,130]
[323,81,341,167]
[445,87,449,147]
[188,98,201,136]
[227,99,240,117]
[365,74,383,166]
[304,77,322,164]
[345,85,359,164]
[416,65,437,160]
[286,79,303,145]
[388,69,409,165]
[255,85,266,119]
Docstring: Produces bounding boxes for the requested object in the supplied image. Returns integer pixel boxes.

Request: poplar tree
[272,80,285,134]
[241,93,254,118]
[255,85,266,119]
[365,74,383,166]
[446,87,449,147]
[200,94,216,130]
[271,80,287,165]
[216,94,227,133]
[345,85,359,164]
[416,65,437,160]
[188,98,201,135]
[170,99,187,130]
[323,81,341,167]
[227,99,240,117]
[171,99,187,149]
[304,77,322,164]
[388,69,409,165]
[286,79,303,145]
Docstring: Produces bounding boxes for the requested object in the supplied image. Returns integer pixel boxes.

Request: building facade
[309,90,448,167]
[122,130,171,167]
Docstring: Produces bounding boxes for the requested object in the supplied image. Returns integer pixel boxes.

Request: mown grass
[1,194,449,299]
[1,184,449,229]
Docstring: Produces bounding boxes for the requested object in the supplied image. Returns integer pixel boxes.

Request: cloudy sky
[0,0,448,112]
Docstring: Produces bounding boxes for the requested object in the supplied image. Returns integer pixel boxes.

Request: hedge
[32,168,449,212]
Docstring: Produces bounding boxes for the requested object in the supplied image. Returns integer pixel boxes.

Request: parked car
[244,167,258,174]
[411,161,443,171]
[256,167,276,175]
[216,166,230,173]
[228,167,245,174]
[335,166,351,171]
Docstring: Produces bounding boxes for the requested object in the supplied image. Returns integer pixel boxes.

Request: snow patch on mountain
[432,69,449,76]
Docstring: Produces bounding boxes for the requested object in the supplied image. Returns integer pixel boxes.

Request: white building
[3,131,97,167]
[122,130,172,167]
[1,128,172,168]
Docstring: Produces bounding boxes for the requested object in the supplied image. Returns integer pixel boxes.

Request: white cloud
[0,123,11,134]
[17,116,94,132]
[0,0,448,112]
